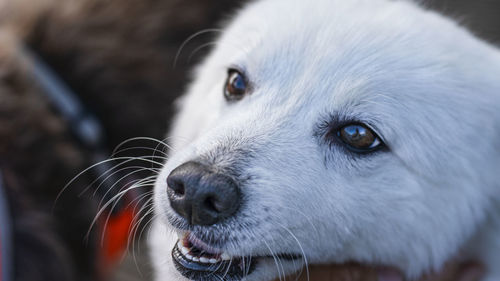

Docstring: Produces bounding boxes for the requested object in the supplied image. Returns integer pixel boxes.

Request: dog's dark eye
[224,69,248,101]
[337,124,383,152]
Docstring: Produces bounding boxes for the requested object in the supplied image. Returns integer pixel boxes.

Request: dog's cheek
[323,163,472,278]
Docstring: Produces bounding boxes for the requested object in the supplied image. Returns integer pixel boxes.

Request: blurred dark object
[0,0,238,280]
[0,170,13,281]
[0,0,498,281]
[11,0,241,150]
[425,0,500,45]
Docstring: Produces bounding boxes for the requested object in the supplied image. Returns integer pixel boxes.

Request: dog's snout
[166,161,241,226]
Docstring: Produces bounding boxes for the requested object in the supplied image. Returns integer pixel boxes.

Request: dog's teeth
[221,253,231,260]
[178,238,224,264]
[180,246,189,256]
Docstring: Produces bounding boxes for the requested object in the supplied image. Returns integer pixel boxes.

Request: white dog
[149,0,500,280]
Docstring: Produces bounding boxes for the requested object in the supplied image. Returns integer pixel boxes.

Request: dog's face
[151,0,500,280]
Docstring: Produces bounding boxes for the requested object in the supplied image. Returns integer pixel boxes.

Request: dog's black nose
[166,161,241,226]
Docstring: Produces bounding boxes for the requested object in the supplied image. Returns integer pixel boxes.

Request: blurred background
[0,0,498,281]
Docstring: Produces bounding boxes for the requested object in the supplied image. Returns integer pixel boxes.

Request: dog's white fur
[149,0,500,280]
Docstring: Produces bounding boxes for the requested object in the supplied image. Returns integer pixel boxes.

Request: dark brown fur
[0,0,238,280]
[0,29,96,280]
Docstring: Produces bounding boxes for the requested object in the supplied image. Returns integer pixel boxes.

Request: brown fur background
[0,0,498,280]
[0,0,238,280]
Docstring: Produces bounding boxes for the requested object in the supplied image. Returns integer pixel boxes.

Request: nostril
[168,178,185,197]
[203,196,221,213]
[173,182,185,196]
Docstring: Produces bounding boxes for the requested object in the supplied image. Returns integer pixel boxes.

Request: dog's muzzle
[165,162,302,280]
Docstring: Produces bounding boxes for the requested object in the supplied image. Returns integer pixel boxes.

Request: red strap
[97,206,136,279]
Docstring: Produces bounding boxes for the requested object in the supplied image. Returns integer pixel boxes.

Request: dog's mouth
[172,232,302,280]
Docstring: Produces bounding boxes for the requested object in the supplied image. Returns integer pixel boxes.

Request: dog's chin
[170,231,304,281]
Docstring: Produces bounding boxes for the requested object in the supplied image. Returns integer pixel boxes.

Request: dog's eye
[224,69,248,101]
[337,124,383,152]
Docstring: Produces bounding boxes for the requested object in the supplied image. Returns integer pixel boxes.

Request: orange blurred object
[97,206,136,279]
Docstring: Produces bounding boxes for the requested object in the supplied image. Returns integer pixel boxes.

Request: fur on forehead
[190,0,500,178]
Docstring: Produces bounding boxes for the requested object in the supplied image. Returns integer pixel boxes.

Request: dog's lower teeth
[178,239,226,264]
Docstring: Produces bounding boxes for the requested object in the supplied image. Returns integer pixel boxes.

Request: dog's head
[151,0,500,280]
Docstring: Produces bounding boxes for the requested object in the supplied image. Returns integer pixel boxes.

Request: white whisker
[263,239,284,281]
[173,28,223,68]
[275,222,309,281]
[112,137,171,156]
